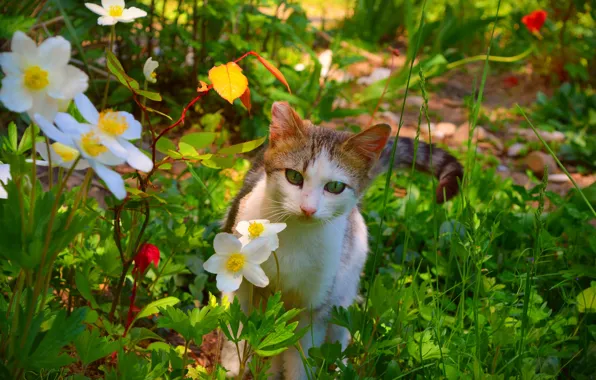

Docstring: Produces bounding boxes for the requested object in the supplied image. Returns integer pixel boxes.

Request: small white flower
[34,113,128,200]
[0,31,88,122]
[143,57,158,84]
[74,93,153,172]
[0,164,11,199]
[236,219,287,251]
[203,233,272,292]
[31,141,90,170]
[85,0,147,26]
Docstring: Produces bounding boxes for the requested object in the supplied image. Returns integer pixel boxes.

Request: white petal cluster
[85,0,147,26]
[203,220,287,292]
[143,58,159,84]
[0,32,88,122]
[0,164,11,199]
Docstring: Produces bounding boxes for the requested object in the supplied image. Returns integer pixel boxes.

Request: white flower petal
[0,76,32,113]
[54,112,88,135]
[99,134,129,158]
[38,36,71,69]
[214,233,242,255]
[236,220,250,236]
[34,114,75,146]
[46,69,66,99]
[118,111,142,140]
[98,16,118,26]
[242,237,270,261]
[102,0,124,8]
[216,272,243,293]
[74,93,99,124]
[120,7,147,20]
[93,146,126,166]
[85,3,108,16]
[143,57,158,83]
[118,139,153,172]
[242,264,269,288]
[203,254,227,274]
[266,223,287,234]
[28,92,59,123]
[11,31,38,63]
[60,65,89,100]
[0,53,23,75]
[90,161,126,200]
[265,235,280,251]
[0,164,12,199]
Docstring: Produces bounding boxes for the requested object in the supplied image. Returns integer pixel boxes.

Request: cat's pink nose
[300,206,316,217]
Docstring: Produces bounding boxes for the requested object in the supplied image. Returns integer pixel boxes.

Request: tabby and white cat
[220,102,462,379]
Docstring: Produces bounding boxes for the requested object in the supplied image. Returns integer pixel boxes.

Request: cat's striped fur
[220,102,462,379]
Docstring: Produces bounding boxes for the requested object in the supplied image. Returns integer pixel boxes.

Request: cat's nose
[300,206,317,217]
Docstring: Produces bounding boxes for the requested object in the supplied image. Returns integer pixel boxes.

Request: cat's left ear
[343,124,391,160]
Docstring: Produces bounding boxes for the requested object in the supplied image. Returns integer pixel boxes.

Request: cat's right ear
[270,102,305,143]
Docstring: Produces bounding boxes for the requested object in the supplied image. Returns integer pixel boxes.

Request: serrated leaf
[208,62,248,104]
[180,132,216,150]
[74,328,119,366]
[133,297,180,325]
[128,327,164,348]
[75,269,98,308]
[218,136,266,155]
[17,124,38,155]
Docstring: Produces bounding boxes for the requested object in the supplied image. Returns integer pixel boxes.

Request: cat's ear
[270,102,305,142]
[343,124,391,160]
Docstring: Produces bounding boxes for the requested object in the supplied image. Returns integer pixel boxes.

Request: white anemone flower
[0,32,89,122]
[236,219,287,251]
[0,164,11,199]
[31,141,90,170]
[143,58,158,84]
[34,113,128,200]
[203,233,272,292]
[85,0,147,26]
[74,93,153,172]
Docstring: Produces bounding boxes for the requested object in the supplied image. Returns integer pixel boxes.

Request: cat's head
[263,102,391,223]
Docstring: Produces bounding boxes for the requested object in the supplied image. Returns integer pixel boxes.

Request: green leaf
[202,155,235,169]
[155,137,177,155]
[577,286,596,313]
[127,327,164,348]
[8,122,17,151]
[74,328,119,366]
[136,88,162,102]
[17,124,38,155]
[180,132,217,150]
[106,51,140,90]
[75,269,99,309]
[0,15,35,39]
[133,297,180,325]
[146,106,172,120]
[217,136,266,155]
[178,142,200,159]
[27,309,87,370]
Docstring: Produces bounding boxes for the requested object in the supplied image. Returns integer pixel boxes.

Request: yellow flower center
[80,132,107,157]
[248,222,265,238]
[108,5,124,17]
[52,142,79,162]
[98,111,128,136]
[225,253,245,273]
[151,72,157,79]
[23,66,49,91]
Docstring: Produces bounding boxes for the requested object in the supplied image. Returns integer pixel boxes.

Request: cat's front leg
[283,316,327,380]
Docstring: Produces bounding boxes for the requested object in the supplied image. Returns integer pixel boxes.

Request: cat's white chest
[234,178,346,309]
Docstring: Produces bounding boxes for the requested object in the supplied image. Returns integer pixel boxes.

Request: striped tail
[371,137,463,203]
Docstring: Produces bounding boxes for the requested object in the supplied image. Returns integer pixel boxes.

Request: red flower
[503,75,519,88]
[522,10,547,33]
[133,243,160,274]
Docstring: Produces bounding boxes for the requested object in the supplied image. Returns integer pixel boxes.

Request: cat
[219,102,463,379]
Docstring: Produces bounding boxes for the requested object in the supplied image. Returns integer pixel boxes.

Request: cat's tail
[371,137,463,203]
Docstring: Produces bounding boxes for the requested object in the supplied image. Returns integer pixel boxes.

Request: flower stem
[101,24,116,111]
[272,251,280,293]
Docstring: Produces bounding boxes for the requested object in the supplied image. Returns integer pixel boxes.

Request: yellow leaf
[208,62,248,104]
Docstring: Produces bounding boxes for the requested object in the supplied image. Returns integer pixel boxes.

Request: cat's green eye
[285,169,304,186]
[325,181,346,194]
